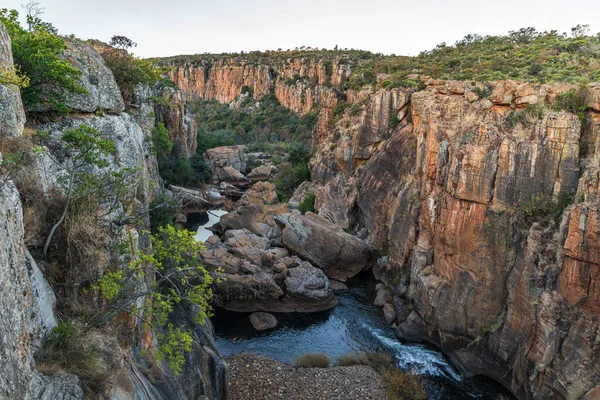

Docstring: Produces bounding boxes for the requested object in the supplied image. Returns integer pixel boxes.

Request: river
[190,212,514,399]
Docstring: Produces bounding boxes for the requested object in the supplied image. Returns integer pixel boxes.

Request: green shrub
[524,103,545,120]
[299,192,316,214]
[293,353,331,368]
[0,8,86,113]
[471,86,491,99]
[149,192,181,233]
[389,115,401,129]
[552,89,587,120]
[521,191,575,225]
[152,122,172,159]
[273,163,310,201]
[100,47,162,103]
[382,369,427,400]
[36,321,112,395]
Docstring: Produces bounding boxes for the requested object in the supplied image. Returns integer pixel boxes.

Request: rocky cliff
[169,55,600,399]
[316,80,600,400]
[0,23,225,400]
[168,57,351,141]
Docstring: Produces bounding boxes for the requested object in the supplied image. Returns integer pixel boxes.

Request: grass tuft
[293,353,331,368]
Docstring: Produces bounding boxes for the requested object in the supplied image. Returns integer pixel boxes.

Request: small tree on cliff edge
[36,125,131,259]
[97,225,220,374]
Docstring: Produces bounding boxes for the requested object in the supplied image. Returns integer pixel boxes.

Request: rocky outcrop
[155,87,198,158]
[303,79,600,399]
[0,22,25,138]
[275,212,373,281]
[45,38,125,114]
[0,182,43,398]
[0,181,83,399]
[247,164,278,182]
[168,57,353,139]
[203,229,337,312]
[204,145,248,185]
[0,30,226,399]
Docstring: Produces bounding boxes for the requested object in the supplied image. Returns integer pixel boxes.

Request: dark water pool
[212,274,513,400]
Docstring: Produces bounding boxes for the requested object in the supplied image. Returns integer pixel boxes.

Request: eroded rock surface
[275,213,373,281]
[0,22,25,138]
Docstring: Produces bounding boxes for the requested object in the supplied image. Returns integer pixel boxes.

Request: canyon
[1,14,599,400]
[168,58,600,400]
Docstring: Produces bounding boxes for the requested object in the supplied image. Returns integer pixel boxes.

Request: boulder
[330,280,348,290]
[275,213,373,281]
[57,38,124,113]
[382,303,396,324]
[247,164,278,182]
[374,283,393,306]
[219,203,288,238]
[249,312,278,330]
[236,181,279,207]
[285,260,334,304]
[203,145,248,183]
[202,232,336,313]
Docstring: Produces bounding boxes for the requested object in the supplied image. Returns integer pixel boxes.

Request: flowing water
[190,209,228,242]
[190,212,513,399]
[212,274,513,399]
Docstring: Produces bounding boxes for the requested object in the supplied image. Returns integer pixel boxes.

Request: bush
[293,353,331,368]
[149,192,181,233]
[552,89,587,120]
[299,192,316,214]
[382,369,427,400]
[100,47,162,103]
[152,122,172,159]
[521,191,575,225]
[273,163,310,201]
[0,8,86,113]
[36,321,113,395]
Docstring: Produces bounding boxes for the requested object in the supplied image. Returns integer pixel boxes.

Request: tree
[36,125,120,259]
[98,225,218,374]
[109,35,137,50]
[100,44,162,103]
[0,7,86,113]
[22,1,57,33]
[571,24,590,37]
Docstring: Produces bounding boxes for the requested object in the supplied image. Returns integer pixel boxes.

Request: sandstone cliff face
[308,79,600,399]
[170,55,600,399]
[169,58,350,141]
[154,87,198,158]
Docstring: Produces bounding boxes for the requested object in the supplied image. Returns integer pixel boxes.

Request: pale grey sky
[3,0,599,58]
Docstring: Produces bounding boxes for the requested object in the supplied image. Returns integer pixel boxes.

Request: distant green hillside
[160,25,600,89]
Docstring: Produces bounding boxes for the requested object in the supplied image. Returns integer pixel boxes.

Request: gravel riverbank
[226,353,388,400]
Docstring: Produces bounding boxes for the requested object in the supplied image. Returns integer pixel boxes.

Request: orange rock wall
[169,58,600,399]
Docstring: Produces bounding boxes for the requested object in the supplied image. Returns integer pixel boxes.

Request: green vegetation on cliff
[164,24,600,92]
[0,7,86,113]
[190,92,317,150]
[348,25,600,89]
[190,92,315,197]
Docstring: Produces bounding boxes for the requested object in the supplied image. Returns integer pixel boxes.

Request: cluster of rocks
[202,145,279,193]
[197,182,375,318]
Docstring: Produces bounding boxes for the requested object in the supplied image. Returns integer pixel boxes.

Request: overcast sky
[3,0,600,58]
